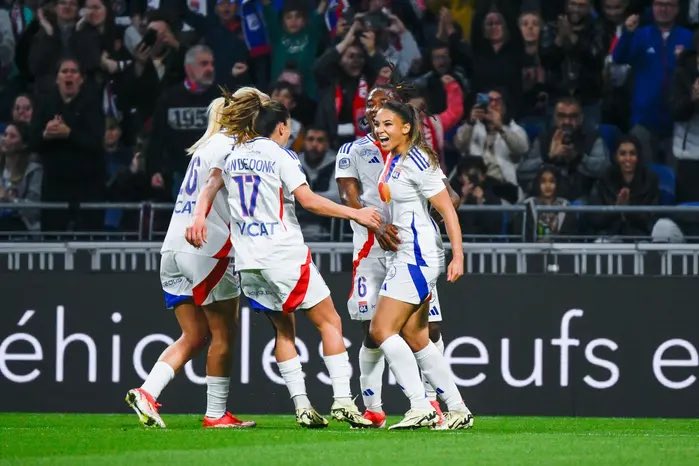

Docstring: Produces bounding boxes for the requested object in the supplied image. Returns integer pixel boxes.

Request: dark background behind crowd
[1,0,699,241]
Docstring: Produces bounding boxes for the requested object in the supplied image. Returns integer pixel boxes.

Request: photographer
[517,96,610,201]
[366,7,421,78]
[450,156,504,237]
[454,89,528,204]
[313,14,388,149]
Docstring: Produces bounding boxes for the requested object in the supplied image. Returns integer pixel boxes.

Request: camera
[561,128,574,145]
[475,92,490,110]
[139,28,158,48]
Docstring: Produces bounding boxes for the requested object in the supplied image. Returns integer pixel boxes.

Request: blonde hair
[186,97,225,155]
[219,87,272,145]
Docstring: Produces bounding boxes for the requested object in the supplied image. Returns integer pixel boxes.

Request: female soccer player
[125,91,262,429]
[369,101,474,430]
[186,91,380,428]
[336,83,457,427]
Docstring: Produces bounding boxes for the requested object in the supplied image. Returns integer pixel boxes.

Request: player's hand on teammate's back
[376,224,400,252]
[354,207,382,231]
[185,217,207,248]
[446,256,464,283]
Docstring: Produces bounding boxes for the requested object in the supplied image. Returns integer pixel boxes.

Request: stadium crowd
[0,0,698,240]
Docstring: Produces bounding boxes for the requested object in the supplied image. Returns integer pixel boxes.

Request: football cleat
[125,388,165,428]
[443,410,475,430]
[430,400,446,429]
[330,400,374,428]
[388,408,438,430]
[295,407,329,428]
[202,411,256,429]
[362,409,387,428]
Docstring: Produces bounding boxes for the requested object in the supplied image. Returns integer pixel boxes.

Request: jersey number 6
[232,175,261,217]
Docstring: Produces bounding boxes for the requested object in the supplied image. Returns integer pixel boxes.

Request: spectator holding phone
[518,96,609,201]
[454,88,528,203]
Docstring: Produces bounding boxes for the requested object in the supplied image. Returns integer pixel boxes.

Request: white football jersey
[335,133,387,259]
[222,137,309,270]
[161,132,233,258]
[378,147,447,268]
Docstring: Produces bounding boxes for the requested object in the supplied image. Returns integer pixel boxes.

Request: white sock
[422,336,444,401]
[359,345,385,411]
[205,376,229,419]
[277,357,312,410]
[323,351,352,401]
[379,334,431,410]
[414,341,466,412]
[141,361,175,399]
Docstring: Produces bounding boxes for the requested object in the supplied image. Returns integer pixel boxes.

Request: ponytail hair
[187,97,225,155]
[380,101,440,168]
[220,87,288,143]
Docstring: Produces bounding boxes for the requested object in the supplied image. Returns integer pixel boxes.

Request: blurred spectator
[270,81,303,150]
[450,155,504,236]
[181,0,252,89]
[408,74,464,172]
[518,96,610,200]
[276,63,315,125]
[0,7,16,112]
[518,10,550,125]
[106,135,149,230]
[371,7,421,77]
[104,117,132,188]
[146,44,218,200]
[410,41,469,116]
[11,93,33,124]
[296,126,338,239]
[0,121,42,231]
[588,134,660,237]
[612,0,693,161]
[28,0,101,95]
[7,0,34,44]
[600,0,633,131]
[313,18,388,148]
[470,6,525,116]
[118,10,186,125]
[542,0,605,126]
[520,164,576,241]
[31,57,104,231]
[262,0,328,99]
[454,88,529,204]
[670,40,699,203]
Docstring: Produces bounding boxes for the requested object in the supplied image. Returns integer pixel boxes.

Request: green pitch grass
[1,414,698,466]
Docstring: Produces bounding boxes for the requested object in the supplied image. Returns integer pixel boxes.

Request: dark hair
[13,93,33,109]
[531,164,560,197]
[56,56,82,75]
[379,100,439,167]
[6,120,31,145]
[220,90,289,143]
[458,155,487,176]
[554,95,581,110]
[612,133,644,175]
[271,81,298,100]
[282,0,308,17]
[304,125,327,135]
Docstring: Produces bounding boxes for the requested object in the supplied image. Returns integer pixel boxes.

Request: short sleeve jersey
[335,134,387,259]
[161,132,233,257]
[222,137,309,270]
[378,147,447,268]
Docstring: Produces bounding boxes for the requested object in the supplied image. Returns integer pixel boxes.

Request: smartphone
[140,28,158,48]
[476,92,490,109]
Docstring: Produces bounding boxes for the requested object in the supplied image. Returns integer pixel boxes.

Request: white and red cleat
[202,411,256,429]
[430,400,446,429]
[125,388,165,428]
[362,409,387,428]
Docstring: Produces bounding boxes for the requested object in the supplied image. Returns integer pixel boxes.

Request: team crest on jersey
[339,157,350,169]
[391,168,401,179]
[358,301,369,314]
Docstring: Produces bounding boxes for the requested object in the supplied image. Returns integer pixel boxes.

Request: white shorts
[240,253,330,313]
[379,260,440,306]
[160,251,241,309]
[347,257,386,321]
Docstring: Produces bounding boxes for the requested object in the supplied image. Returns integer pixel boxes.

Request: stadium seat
[649,164,676,205]
[523,122,543,145]
[597,124,621,155]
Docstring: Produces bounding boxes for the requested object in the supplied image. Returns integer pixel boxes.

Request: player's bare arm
[294,183,381,230]
[185,168,224,248]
